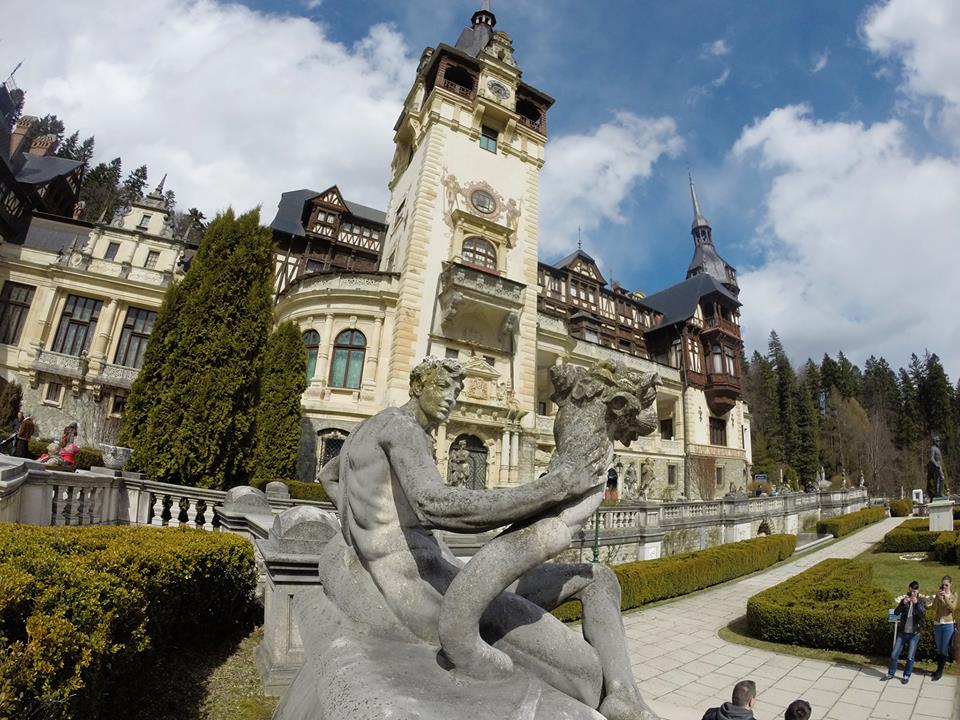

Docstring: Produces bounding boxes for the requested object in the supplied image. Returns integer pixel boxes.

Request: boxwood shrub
[932,531,957,562]
[553,534,796,622]
[889,499,912,517]
[746,558,936,659]
[882,518,960,552]
[0,524,257,720]
[816,506,886,537]
[250,477,331,503]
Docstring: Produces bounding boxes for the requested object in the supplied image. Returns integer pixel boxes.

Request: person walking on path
[701,680,756,720]
[929,574,956,681]
[886,580,926,683]
[784,699,811,720]
[14,412,34,458]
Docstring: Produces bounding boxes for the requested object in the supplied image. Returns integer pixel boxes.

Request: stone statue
[637,461,654,500]
[927,434,946,499]
[287,358,661,720]
[622,463,639,500]
[448,440,470,487]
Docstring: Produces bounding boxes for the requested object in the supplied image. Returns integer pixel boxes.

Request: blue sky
[4,0,959,379]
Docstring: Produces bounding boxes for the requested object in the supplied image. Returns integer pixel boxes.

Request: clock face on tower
[471,189,497,214]
[487,80,510,100]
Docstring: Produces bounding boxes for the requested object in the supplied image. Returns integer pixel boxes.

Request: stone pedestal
[928,498,955,532]
[256,506,340,695]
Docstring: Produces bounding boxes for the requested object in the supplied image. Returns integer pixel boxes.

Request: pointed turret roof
[689,172,709,231]
[684,173,738,293]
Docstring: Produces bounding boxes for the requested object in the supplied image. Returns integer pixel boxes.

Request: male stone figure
[448,439,471,487]
[318,357,658,719]
[928,434,946,499]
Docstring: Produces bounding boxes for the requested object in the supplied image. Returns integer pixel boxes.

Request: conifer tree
[794,376,821,485]
[252,321,308,481]
[768,331,799,466]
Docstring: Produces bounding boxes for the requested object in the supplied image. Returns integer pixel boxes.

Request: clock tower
[379,0,554,441]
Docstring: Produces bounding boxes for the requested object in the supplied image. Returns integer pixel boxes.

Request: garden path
[626,516,960,720]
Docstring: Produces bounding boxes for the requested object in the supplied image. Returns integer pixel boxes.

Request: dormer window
[480,125,498,153]
[137,214,151,230]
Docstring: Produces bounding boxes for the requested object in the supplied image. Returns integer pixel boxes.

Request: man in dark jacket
[886,580,926,683]
[702,680,756,720]
[14,413,34,458]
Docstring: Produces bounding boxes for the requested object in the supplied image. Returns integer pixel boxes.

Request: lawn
[855,545,954,598]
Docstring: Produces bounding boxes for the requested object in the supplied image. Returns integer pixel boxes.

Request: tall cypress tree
[252,321,308,481]
[127,209,274,488]
[768,331,799,466]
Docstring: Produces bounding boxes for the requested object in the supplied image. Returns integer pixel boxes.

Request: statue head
[409,357,465,427]
[932,434,941,448]
[549,360,659,445]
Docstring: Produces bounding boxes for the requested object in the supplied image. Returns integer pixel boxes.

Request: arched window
[329,329,366,389]
[318,428,348,468]
[303,329,320,380]
[462,236,497,272]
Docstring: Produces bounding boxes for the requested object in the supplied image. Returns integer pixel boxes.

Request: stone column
[315,314,335,385]
[510,430,520,466]
[500,429,510,467]
[365,317,383,380]
[89,299,120,362]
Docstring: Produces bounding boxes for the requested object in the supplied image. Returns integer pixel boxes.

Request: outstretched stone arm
[383,427,600,533]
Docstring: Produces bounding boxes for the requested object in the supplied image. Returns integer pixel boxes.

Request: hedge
[0,524,257,719]
[882,518,960,552]
[816,506,887,537]
[932,531,957,562]
[250,477,331,503]
[553,534,796,622]
[26,438,104,470]
[745,558,941,658]
[889,499,912,517]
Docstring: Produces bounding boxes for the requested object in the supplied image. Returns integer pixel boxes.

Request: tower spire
[688,171,710,233]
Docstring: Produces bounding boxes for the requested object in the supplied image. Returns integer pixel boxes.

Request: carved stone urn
[99,443,133,470]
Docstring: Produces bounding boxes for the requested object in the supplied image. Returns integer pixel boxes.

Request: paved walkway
[624,517,960,720]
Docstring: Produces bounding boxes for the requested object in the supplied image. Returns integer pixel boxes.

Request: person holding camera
[885,580,926,683]
[930,574,956,681]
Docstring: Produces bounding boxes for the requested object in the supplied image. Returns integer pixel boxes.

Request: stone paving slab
[623,516,960,720]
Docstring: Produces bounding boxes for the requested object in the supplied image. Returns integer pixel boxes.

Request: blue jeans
[934,623,955,656]
[889,632,920,677]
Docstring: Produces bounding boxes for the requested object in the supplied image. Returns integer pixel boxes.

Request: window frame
[461,236,497,272]
[113,307,158,369]
[479,125,498,153]
[144,250,160,269]
[0,281,36,346]
[328,329,366,389]
[104,242,121,261]
[303,329,320,381]
[51,294,103,357]
[709,417,727,446]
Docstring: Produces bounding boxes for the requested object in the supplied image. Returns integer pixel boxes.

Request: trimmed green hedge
[816,506,886,537]
[746,558,940,658]
[250,477,331,503]
[882,519,960,552]
[0,525,257,719]
[553,534,796,622]
[889,499,912,517]
[932,531,957,562]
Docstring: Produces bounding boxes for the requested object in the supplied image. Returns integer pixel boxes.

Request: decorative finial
[481,0,492,11]
[155,173,167,195]
[577,225,582,250]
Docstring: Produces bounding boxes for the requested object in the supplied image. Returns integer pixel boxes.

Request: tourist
[701,679,757,720]
[60,420,79,447]
[14,412,34,457]
[930,574,957,681]
[784,699,811,720]
[885,580,926,683]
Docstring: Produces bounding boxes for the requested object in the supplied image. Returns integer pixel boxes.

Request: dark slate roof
[18,215,92,253]
[14,154,82,185]
[553,248,597,269]
[344,199,387,226]
[688,242,735,286]
[269,189,387,238]
[642,274,741,330]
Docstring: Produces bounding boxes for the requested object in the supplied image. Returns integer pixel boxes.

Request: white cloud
[863,0,960,139]
[701,39,731,59]
[302,0,323,9]
[539,112,683,256]
[687,68,731,104]
[732,105,960,378]
[810,50,829,73]
[1,0,417,221]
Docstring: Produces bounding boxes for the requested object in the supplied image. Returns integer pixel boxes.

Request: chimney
[9,115,35,157]
[28,133,58,157]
